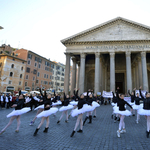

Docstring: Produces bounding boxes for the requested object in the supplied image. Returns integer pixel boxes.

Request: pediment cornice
[61,17,150,46]
[64,40,150,46]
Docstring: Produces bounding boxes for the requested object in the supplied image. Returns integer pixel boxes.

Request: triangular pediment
[61,17,150,44]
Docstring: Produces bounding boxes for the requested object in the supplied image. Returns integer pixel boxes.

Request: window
[39,58,42,63]
[56,66,60,70]
[61,77,64,81]
[45,67,47,71]
[20,74,22,78]
[50,76,52,79]
[50,69,53,72]
[21,67,23,71]
[26,67,30,73]
[47,75,48,79]
[41,81,43,84]
[22,62,24,64]
[35,57,38,61]
[37,72,40,77]
[55,82,59,86]
[19,81,21,85]
[25,82,27,86]
[9,72,13,77]
[27,60,30,65]
[61,83,64,86]
[11,64,14,68]
[32,83,34,86]
[44,81,48,85]
[44,74,46,78]
[28,54,32,59]
[13,59,15,61]
[35,62,37,67]
[26,75,28,79]
[38,64,41,68]
[49,82,51,85]
[62,68,64,72]
[52,76,54,79]
[45,61,47,66]
[33,69,37,75]
[8,81,12,84]
[57,71,60,75]
[33,76,35,80]
[36,80,39,84]
[62,73,64,76]
[51,64,54,68]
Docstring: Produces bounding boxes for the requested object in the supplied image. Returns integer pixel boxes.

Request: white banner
[102,91,113,98]
[97,92,101,95]
[124,97,131,103]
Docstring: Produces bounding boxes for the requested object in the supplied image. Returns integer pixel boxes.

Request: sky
[1,0,150,64]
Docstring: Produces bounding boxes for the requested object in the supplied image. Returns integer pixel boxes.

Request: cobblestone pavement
[0,104,150,150]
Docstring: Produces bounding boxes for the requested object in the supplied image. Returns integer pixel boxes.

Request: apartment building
[51,61,65,92]
[15,49,53,91]
[0,52,26,92]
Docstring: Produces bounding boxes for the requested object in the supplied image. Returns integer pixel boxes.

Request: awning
[7,87,14,90]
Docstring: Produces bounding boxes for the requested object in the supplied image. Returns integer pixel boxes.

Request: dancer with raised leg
[0,92,30,135]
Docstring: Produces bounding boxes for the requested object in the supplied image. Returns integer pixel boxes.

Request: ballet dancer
[114,87,133,138]
[0,93,30,135]
[138,86,150,138]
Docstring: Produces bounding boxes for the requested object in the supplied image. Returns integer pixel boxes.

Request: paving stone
[0,105,150,150]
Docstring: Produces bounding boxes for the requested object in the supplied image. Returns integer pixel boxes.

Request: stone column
[105,64,107,91]
[138,57,143,87]
[103,65,105,90]
[71,57,77,95]
[64,53,70,95]
[132,65,136,89]
[141,52,148,91]
[110,52,115,91]
[135,63,139,88]
[99,59,103,92]
[126,51,132,92]
[94,52,100,94]
[79,53,86,94]
[77,61,80,90]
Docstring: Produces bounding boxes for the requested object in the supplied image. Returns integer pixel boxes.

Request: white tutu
[138,109,150,116]
[113,105,119,111]
[70,101,78,106]
[71,104,93,117]
[59,105,74,112]
[34,104,44,110]
[7,107,31,118]
[52,101,62,106]
[113,108,131,116]
[92,101,100,108]
[132,104,143,110]
[129,102,135,106]
[37,107,58,118]
[111,103,117,107]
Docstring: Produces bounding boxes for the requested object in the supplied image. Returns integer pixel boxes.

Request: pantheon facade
[61,17,150,95]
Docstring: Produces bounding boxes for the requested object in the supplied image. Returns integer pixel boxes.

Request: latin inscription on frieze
[86,45,150,50]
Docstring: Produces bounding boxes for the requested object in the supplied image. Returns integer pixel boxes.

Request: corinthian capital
[126,51,131,57]
[109,52,115,58]
[71,56,76,63]
[80,53,86,58]
[141,51,146,58]
[95,52,100,58]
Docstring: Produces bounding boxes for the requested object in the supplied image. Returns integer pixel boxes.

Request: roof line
[61,17,150,44]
